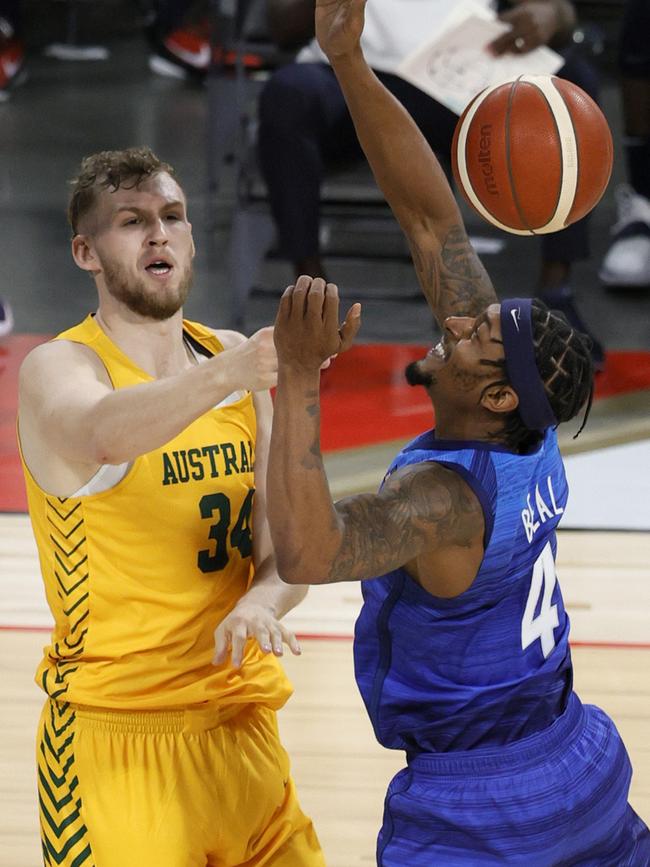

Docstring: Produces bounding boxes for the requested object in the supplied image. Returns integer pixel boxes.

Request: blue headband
[500,298,557,432]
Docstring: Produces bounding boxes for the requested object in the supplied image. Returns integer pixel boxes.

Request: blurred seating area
[2,0,648,359]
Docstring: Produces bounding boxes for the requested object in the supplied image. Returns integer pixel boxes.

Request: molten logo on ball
[451,74,613,236]
[478,124,498,197]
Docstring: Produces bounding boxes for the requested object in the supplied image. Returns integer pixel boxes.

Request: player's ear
[481,383,519,415]
[71,234,100,274]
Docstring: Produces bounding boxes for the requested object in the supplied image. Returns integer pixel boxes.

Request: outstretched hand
[274,275,361,371]
[315,0,367,60]
[213,600,301,669]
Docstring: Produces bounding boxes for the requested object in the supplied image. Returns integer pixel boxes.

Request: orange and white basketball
[451,74,614,235]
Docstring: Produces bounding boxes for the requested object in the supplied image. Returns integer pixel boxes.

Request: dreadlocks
[492,299,595,453]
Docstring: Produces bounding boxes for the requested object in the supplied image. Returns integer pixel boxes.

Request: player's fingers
[277,285,294,323]
[338,303,362,353]
[255,627,273,655]
[229,627,248,669]
[292,275,312,320]
[323,282,341,331]
[212,627,230,665]
[268,625,285,657]
[295,274,314,291]
[306,277,327,319]
[281,625,302,656]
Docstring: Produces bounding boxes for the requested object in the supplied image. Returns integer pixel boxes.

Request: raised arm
[213,389,308,667]
[315,0,497,324]
[268,278,484,593]
[18,327,277,484]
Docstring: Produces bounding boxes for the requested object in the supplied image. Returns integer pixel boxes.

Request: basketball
[451,74,614,235]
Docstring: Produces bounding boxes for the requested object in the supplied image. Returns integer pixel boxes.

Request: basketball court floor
[1,31,649,867]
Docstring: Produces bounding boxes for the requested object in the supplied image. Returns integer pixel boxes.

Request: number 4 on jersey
[521,541,560,658]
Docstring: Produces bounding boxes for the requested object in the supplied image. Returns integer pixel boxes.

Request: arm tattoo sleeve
[328,463,483,583]
[409,223,498,324]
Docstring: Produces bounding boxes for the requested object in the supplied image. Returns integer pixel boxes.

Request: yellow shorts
[37,699,324,866]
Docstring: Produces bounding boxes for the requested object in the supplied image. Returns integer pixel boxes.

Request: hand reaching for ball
[274,276,362,372]
[315,0,367,61]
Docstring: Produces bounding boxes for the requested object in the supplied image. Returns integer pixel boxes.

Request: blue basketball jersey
[354,427,573,753]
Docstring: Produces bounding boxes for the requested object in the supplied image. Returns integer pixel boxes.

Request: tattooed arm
[276,445,484,590]
[270,364,484,588]
[269,277,485,592]
[315,0,498,324]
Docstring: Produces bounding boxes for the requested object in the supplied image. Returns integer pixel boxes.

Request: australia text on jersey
[162,440,254,485]
[521,475,564,543]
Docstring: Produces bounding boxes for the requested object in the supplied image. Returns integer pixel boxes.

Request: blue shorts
[378,693,650,865]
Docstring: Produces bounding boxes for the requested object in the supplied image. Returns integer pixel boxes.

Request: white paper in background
[396,0,564,115]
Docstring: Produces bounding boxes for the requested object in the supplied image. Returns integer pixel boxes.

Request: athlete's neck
[433,405,509,447]
[94,307,191,379]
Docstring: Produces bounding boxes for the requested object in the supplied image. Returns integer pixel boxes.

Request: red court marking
[1,624,649,650]
[0,335,48,514]
[0,625,52,632]
[319,345,650,451]
[587,350,650,399]
[319,344,436,451]
[2,335,650,511]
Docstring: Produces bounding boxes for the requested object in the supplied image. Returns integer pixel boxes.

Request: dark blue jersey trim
[430,436,514,454]
[404,429,545,457]
[441,461,495,549]
[368,572,406,728]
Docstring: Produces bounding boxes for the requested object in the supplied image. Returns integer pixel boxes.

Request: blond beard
[102,259,193,320]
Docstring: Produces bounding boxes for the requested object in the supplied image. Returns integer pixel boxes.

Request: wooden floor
[1,632,648,867]
[2,514,649,865]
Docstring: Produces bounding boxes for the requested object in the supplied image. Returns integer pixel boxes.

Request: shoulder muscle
[330,461,484,582]
[19,339,112,408]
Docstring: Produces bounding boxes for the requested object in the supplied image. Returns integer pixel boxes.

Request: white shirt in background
[297,0,495,73]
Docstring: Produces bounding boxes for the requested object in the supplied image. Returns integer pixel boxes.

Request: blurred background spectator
[259,0,605,365]
[147,0,267,79]
[0,296,14,338]
[599,0,650,289]
[0,0,25,100]
[148,0,211,80]
[0,0,645,362]
[1,2,21,334]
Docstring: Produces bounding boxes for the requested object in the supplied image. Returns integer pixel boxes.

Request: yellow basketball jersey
[21,315,292,710]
